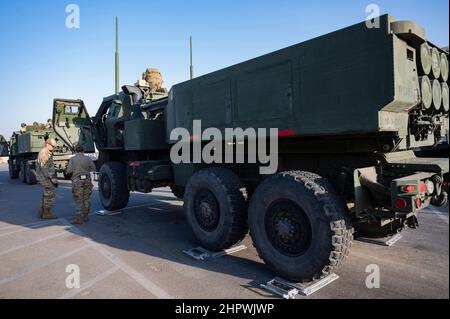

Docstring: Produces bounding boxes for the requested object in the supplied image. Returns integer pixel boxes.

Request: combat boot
[41,208,57,220]
[71,215,83,225]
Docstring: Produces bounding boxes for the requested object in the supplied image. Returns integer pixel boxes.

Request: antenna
[115,16,120,96]
[190,35,194,80]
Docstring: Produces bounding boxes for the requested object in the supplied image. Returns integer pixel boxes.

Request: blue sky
[0,0,448,137]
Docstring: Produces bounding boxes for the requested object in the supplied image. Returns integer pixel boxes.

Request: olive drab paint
[50,14,449,282]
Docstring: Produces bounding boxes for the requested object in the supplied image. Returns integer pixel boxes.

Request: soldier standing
[67,143,96,224]
[36,138,58,219]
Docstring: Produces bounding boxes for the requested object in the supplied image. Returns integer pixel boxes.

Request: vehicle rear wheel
[26,161,37,185]
[99,162,130,211]
[248,171,353,282]
[184,167,248,251]
[9,161,19,179]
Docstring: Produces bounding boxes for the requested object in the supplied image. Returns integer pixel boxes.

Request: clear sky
[0,0,448,138]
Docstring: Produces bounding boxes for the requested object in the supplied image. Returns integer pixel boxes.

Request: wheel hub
[194,189,220,232]
[265,200,311,256]
[275,217,296,240]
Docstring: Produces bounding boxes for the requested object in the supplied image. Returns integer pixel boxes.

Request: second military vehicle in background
[7,121,94,184]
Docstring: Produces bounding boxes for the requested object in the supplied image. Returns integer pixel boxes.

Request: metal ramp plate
[183,245,247,260]
[356,233,403,247]
[260,273,339,299]
[95,210,124,216]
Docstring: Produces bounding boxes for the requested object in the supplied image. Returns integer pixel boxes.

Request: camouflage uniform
[140,68,168,93]
[67,153,96,223]
[35,147,57,218]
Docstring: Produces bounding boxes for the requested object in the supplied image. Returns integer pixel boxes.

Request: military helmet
[143,68,164,91]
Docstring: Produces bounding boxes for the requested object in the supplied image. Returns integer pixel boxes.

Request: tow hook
[406,216,419,229]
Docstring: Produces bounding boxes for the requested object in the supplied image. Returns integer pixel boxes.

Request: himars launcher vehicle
[54,15,449,282]
[6,123,94,184]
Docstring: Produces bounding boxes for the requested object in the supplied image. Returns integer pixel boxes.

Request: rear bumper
[354,151,449,215]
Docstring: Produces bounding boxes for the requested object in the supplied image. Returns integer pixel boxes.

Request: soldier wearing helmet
[137,68,168,94]
[67,143,96,224]
[36,138,58,219]
[20,123,27,134]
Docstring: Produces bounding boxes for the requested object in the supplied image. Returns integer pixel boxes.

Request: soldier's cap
[46,138,57,147]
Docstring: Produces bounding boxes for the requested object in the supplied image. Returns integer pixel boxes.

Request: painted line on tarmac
[428,206,449,225]
[0,231,68,257]
[60,219,174,299]
[0,220,64,238]
[59,265,121,299]
[0,202,167,232]
[0,219,62,232]
[147,207,171,212]
[0,244,93,286]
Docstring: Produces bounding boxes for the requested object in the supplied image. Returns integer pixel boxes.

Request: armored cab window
[65,105,79,114]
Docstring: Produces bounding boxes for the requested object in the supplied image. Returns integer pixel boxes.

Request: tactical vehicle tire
[26,162,37,185]
[170,186,185,199]
[9,161,19,179]
[20,161,27,183]
[354,219,404,238]
[99,162,130,211]
[184,167,248,251]
[248,171,353,282]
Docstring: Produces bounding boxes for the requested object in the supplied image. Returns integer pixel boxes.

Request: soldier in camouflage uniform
[67,143,96,224]
[139,68,168,93]
[36,138,58,219]
[20,123,27,133]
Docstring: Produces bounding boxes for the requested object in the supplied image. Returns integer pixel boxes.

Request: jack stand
[356,233,403,247]
[260,273,339,299]
[95,210,124,216]
[183,245,247,260]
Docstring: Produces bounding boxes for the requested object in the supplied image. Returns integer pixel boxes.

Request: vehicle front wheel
[26,161,37,185]
[184,167,248,251]
[9,161,19,179]
[99,162,130,211]
[248,171,353,282]
[19,161,27,183]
